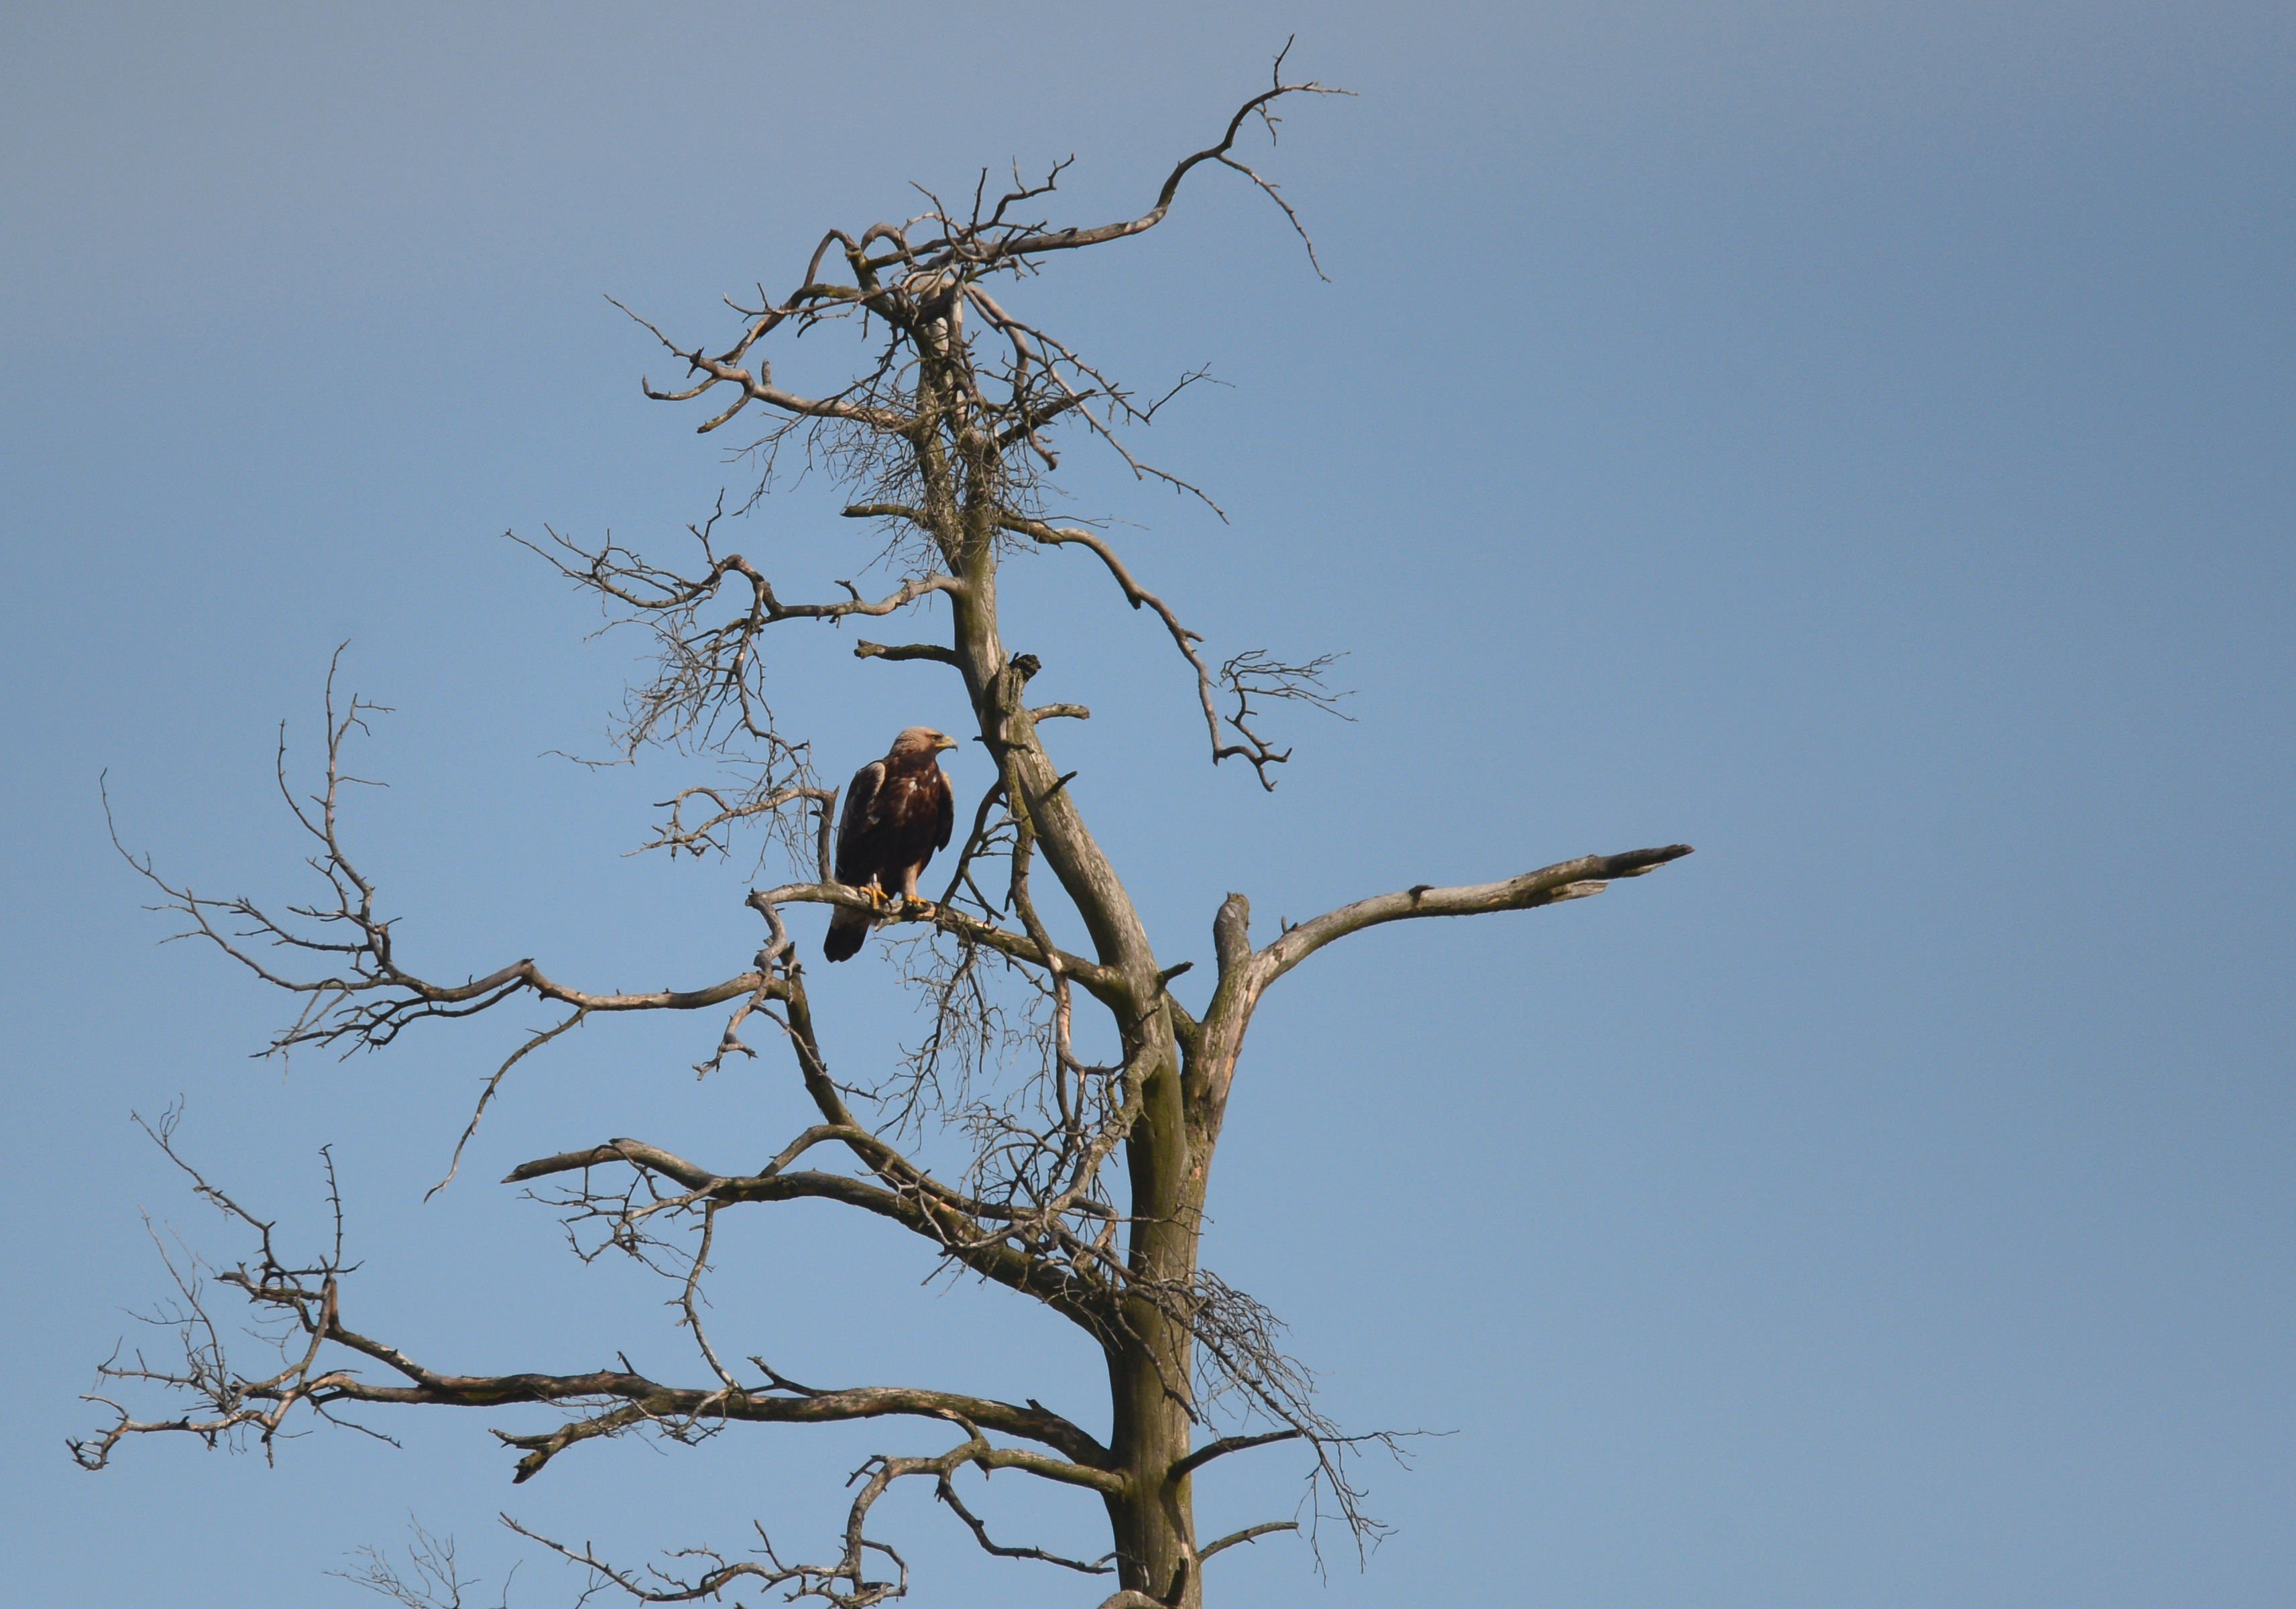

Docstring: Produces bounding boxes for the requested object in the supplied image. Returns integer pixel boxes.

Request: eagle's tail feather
[823,905,869,962]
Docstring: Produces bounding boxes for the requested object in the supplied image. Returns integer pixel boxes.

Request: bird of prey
[823,726,958,961]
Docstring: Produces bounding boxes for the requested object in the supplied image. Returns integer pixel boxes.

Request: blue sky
[3,4,2290,1605]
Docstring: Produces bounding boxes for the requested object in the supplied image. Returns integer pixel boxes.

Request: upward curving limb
[956,41,1348,276]
[1255,843,1696,988]
[1188,847,1695,1115]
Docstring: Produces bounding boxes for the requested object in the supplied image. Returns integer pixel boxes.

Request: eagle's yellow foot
[890,894,938,922]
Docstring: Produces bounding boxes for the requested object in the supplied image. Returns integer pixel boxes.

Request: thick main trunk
[1103,1317,1198,1604]
[935,434,1216,1600]
[1102,1034,1205,1607]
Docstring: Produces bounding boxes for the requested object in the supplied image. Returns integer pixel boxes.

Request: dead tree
[78,54,1690,1609]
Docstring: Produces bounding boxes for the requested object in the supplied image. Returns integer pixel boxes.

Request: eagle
[823,726,959,961]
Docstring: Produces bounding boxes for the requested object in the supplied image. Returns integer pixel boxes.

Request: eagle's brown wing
[832,758,886,888]
[824,759,886,961]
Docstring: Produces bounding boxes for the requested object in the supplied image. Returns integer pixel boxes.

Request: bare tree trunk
[1105,1027,1203,1606]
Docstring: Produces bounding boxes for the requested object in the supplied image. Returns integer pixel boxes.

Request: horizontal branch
[412,958,772,1016]
[841,501,926,525]
[502,1129,1115,1335]
[521,527,958,628]
[854,638,963,668]
[312,1342,1116,1484]
[506,1127,1005,1222]
[747,882,1125,1005]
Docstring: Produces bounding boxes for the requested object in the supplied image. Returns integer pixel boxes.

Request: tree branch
[995,514,1340,786]
[983,61,1348,274]
[505,1138,1113,1335]
[1257,845,1695,987]
[853,639,963,667]
[746,882,1125,1005]
[1168,1427,1303,1483]
[1198,1520,1298,1562]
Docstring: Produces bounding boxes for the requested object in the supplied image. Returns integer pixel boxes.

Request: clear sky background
[3,4,2289,1606]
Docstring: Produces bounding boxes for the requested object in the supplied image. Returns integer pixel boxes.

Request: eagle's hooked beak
[935,734,960,752]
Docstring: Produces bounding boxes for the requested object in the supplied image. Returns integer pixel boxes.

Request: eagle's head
[890,726,960,760]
